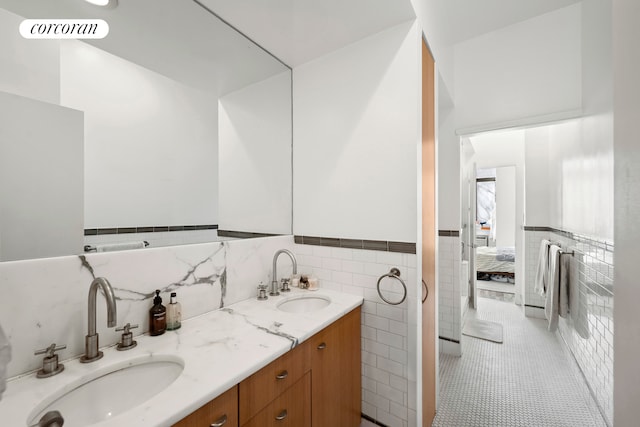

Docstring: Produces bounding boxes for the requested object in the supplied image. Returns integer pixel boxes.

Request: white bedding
[476,246,515,274]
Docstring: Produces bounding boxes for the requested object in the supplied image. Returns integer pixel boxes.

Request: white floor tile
[432,298,607,427]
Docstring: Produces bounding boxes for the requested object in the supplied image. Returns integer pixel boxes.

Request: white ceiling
[424,0,583,47]
[0,0,288,95]
[198,0,417,67]
[1,0,585,91]
[196,0,583,67]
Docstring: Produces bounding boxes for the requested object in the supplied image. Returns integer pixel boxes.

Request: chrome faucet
[80,277,117,363]
[271,249,297,296]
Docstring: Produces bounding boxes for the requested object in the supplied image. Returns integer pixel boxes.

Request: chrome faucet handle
[257,283,268,301]
[280,277,291,292]
[116,323,138,351]
[115,323,139,333]
[34,343,66,357]
[34,343,66,378]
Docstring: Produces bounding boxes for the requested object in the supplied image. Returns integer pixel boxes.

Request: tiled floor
[432,298,607,427]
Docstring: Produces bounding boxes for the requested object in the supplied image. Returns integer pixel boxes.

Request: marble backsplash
[0,235,295,378]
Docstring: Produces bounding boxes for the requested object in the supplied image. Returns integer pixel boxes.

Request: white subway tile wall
[524,229,613,426]
[294,244,417,427]
[438,236,461,351]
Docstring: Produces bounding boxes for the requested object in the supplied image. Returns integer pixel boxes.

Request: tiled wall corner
[438,236,461,353]
[524,229,613,426]
[294,243,417,427]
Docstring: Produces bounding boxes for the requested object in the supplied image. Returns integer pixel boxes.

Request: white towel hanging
[534,239,551,296]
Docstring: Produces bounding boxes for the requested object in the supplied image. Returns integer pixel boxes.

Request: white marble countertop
[1,288,363,427]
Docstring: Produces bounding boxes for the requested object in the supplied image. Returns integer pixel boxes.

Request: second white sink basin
[277,295,331,313]
[28,355,184,426]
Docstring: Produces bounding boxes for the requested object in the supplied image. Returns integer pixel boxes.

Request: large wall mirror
[0,0,292,262]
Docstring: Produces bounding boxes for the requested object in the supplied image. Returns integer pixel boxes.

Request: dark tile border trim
[361,413,389,427]
[439,336,460,344]
[524,304,544,310]
[217,230,281,239]
[523,226,549,232]
[84,224,218,236]
[294,235,416,254]
[524,226,614,251]
[438,230,460,237]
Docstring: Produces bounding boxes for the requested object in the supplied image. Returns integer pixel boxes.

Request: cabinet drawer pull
[275,409,288,421]
[317,342,327,350]
[210,414,227,427]
[276,370,288,380]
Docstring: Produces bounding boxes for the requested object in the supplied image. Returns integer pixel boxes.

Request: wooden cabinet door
[173,385,238,427]
[241,373,311,427]
[310,307,361,427]
[239,341,310,424]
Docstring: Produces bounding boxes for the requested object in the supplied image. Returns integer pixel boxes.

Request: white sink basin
[28,355,183,426]
[277,295,331,313]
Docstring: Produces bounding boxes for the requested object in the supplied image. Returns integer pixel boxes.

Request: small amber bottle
[149,290,166,336]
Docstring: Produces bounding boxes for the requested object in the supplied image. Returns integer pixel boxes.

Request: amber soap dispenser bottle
[149,289,166,336]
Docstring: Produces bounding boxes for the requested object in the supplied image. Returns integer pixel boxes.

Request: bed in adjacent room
[476,246,515,281]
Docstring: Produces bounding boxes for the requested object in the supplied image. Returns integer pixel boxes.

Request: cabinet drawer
[241,372,310,427]
[239,341,310,424]
[173,385,238,427]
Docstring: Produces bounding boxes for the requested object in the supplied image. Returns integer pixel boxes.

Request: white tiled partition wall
[293,243,417,427]
[524,228,613,425]
[438,235,462,355]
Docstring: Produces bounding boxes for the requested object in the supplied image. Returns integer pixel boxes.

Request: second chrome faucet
[80,277,117,363]
[270,249,297,297]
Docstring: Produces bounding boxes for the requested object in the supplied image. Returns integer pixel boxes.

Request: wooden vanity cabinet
[241,373,311,427]
[310,307,361,427]
[173,305,361,427]
[172,385,238,427]
[239,340,310,424]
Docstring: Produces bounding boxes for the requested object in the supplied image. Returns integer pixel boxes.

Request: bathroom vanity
[1,288,362,426]
[175,306,361,427]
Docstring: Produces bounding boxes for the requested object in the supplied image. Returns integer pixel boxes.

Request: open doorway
[461,129,525,314]
[475,166,517,303]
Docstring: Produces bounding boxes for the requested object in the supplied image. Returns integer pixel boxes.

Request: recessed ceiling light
[84,0,118,8]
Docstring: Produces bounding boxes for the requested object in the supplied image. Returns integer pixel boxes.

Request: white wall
[523,117,613,241]
[293,20,420,242]
[460,139,476,261]
[470,130,525,303]
[59,41,218,229]
[0,91,83,261]
[523,127,550,226]
[613,0,640,423]
[0,9,59,105]
[292,20,421,426]
[495,167,516,247]
[453,4,582,132]
[218,71,292,234]
[438,78,460,231]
